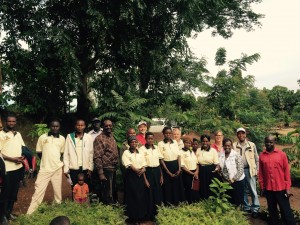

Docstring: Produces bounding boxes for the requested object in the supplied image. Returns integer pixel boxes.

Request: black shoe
[252,212,259,218]
[244,209,251,213]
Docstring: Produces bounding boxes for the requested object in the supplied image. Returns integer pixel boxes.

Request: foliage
[28,124,50,140]
[208,178,233,213]
[156,201,248,225]
[98,90,151,147]
[291,168,300,187]
[0,0,263,118]
[12,201,126,225]
[260,208,300,225]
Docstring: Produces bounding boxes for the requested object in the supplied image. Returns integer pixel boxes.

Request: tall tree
[0,0,263,119]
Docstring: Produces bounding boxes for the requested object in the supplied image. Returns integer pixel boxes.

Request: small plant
[208,178,234,213]
[28,124,50,140]
[156,200,249,225]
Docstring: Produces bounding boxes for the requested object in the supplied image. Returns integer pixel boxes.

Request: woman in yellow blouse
[158,127,185,206]
[181,138,200,203]
[197,134,220,199]
[122,136,147,224]
[139,132,163,220]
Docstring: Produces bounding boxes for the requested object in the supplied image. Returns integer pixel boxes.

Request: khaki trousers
[27,168,62,215]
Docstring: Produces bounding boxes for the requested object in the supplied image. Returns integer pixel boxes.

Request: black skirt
[124,169,147,222]
[199,164,218,199]
[162,160,185,206]
[182,170,200,203]
[145,166,163,219]
[227,178,245,206]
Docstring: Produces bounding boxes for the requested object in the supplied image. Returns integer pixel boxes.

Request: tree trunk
[76,73,90,121]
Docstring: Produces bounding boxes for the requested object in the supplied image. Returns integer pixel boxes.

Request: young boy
[73,173,89,204]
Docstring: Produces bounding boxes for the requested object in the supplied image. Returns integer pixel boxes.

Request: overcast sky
[188,0,300,91]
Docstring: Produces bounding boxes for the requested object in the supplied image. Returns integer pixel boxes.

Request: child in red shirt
[73,173,89,204]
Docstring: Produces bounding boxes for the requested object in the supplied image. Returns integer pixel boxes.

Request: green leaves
[28,124,50,140]
[13,201,126,225]
[156,200,249,225]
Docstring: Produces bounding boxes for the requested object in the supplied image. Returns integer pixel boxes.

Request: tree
[207,48,260,119]
[267,86,297,115]
[0,0,263,119]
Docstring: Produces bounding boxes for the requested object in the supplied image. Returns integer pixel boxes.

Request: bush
[12,201,126,225]
[156,178,248,225]
[156,201,249,225]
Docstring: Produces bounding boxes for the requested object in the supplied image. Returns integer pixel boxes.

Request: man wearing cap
[233,127,260,218]
[136,121,147,145]
[88,117,102,142]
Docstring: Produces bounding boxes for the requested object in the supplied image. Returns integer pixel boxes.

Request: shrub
[156,178,248,225]
[12,201,126,225]
[156,201,249,225]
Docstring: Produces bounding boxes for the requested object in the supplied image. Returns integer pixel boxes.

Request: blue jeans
[243,168,260,212]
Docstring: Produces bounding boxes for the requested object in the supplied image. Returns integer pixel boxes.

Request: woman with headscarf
[197,134,220,199]
[122,136,147,224]
[158,127,185,206]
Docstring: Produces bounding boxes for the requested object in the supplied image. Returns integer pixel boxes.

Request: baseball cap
[236,127,246,133]
[138,121,147,127]
[92,117,101,122]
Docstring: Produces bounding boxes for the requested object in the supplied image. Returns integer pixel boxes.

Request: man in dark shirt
[93,119,118,204]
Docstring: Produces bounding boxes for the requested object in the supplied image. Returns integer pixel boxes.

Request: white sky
[188,0,300,91]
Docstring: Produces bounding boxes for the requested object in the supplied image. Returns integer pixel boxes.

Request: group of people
[0,114,296,225]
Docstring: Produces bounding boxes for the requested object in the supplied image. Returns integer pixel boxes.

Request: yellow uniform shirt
[36,133,65,172]
[158,140,180,162]
[122,149,146,169]
[197,147,219,165]
[181,149,198,171]
[139,145,162,167]
[0,130,25,172]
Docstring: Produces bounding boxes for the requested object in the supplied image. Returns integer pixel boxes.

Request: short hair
[77,173,85,180]
[183,137,192,143]
[6,113,17,121]
[192,138,199,143]
[74,118,86,126]
[200,134,211,142]
[172,127,181,133]
[222,137,233,146]
[49,119,60,126]
[145,132,154,138]
[101,118,113,127]
[49,216,70,225]
[214,130,223,135]
[162,126,172,134]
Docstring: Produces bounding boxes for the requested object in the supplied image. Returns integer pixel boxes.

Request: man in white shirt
[0,114,25,220]
[88,117,102,142]
[27,120,65,214]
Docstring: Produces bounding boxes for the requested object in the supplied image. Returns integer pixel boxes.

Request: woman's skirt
[199,164,218,199]
[228,178,245,206]
[162,160,185,206]
[124,169,147,222]
[182,170,200,203]
[145,166,163,219]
